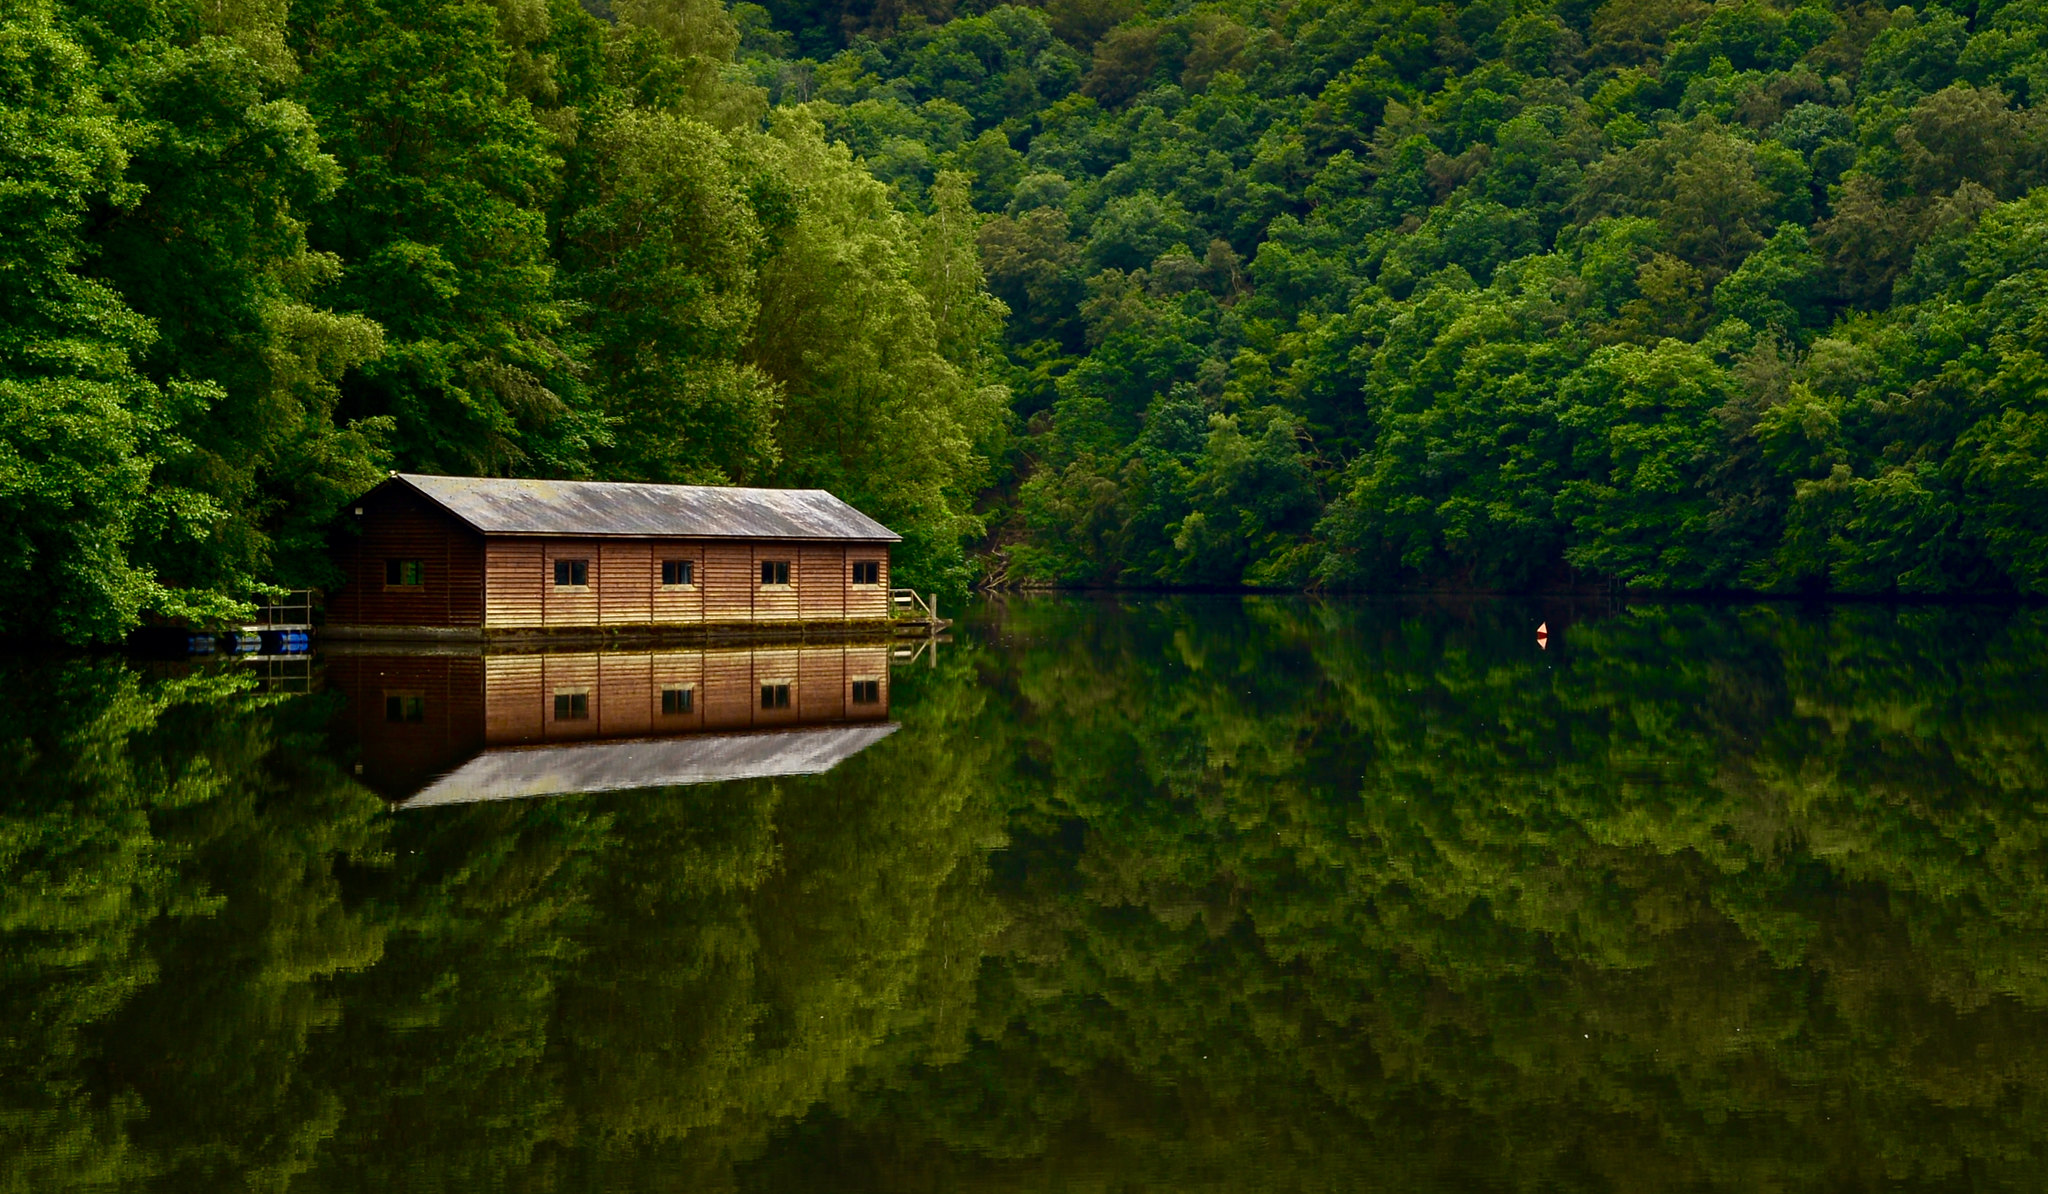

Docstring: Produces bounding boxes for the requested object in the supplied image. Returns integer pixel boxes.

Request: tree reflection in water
[3,597,2047,1190]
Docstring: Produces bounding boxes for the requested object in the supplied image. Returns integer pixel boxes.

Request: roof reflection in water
[328,643,895,805]
[405,724,899,807]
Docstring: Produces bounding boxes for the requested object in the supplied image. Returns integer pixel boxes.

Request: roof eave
[458,530,902,543]
[385,474,494,536]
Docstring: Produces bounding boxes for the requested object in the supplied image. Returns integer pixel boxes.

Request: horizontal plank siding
[703,544,754,624]
[848,645,890,716]
[333,644,896,800]
[650,651,706,731]
[597,652,653,737]
[484,655,546,741]
[332,654,486,794]
[541,653,601,741]
[331,488,485,626]
[799,648,847,720]
[847,549,889,620]
[485,539,546,628]
[798,546,844,621]
[651,542,705,625]
[753,545,800,622]
[599,541,653,627]
[542,542,601,628]
[753,648,801,726]
[344,494,892,635]
[702,649,756,728]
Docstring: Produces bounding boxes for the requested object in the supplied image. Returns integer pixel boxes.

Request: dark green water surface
[8,596,2048,1191]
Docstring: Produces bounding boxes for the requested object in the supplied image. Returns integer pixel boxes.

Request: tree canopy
[759,0,2048,596]
[12,0,2048,642]
[0,0,1010,643]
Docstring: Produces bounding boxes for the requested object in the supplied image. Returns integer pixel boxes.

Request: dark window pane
[760,684,790,709]
[385,694,425,722]
[554,559,588,587]
[852,679,880,704]
[661,560,693,586]
[761,560,790,586]
[554,692,588,719]
[661,687,693,714]
[852,561,879,586]
[386,559,424,586]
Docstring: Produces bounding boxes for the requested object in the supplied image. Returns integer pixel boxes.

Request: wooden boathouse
[326,474,904,641]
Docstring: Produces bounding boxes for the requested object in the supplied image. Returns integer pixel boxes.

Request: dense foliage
[4,598,2048,1187]
[0,0,1008,642]
[13,0,2048,644]
[761,0,2048,594]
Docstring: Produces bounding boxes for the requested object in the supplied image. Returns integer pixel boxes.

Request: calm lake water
[7,595,2048,1191]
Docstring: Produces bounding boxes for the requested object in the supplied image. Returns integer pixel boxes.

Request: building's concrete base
[320,619,906,651]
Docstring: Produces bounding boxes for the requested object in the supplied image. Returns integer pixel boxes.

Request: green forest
[10,0,2048,643]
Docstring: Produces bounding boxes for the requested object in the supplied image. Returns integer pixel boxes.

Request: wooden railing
[248,589,316,629]
[890,588,939,624]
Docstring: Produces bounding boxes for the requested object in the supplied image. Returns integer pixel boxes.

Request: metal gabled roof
[389,474,901,543]
[400,723,900,807]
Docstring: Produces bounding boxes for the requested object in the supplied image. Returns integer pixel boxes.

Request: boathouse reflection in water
[329,644,895,804]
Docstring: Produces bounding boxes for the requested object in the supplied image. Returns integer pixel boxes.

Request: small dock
[890,589,951,637]
[222,590,315,654]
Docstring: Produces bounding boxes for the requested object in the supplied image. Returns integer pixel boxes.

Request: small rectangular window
[553,559,588,587]
[385,559,425,587]
[553,690,589,720]
[760,683,790,709]
[384,693,426,722]
[760,560,790,586]
[661,559,694,587]
[851,560,880,586]
[661,687,694,715]
[851,679,880,704]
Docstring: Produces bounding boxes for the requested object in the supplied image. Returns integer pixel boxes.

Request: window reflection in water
[330,643,894,804]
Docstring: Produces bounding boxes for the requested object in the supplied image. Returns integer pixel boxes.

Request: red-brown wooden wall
[335,646,893,796]
[329,653,488,794]
[331,492,892,632]
[478,645,891,744]
[479,537,890,630]
[327,487,486,627]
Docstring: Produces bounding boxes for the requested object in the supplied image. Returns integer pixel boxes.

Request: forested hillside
[766,0,2048,594]
[8,0,2048,644]
[2,0,1007,642]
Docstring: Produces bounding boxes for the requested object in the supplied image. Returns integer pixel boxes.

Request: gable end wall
[329,488,486,627]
